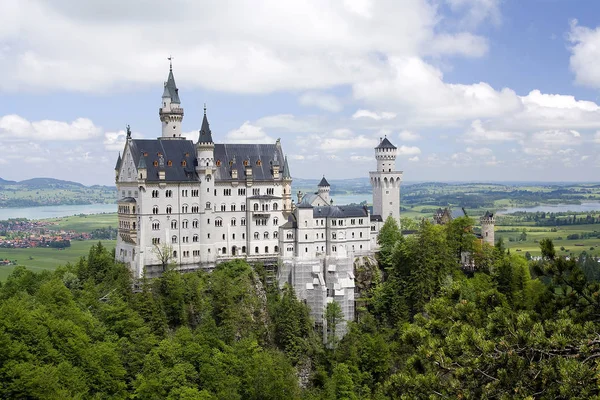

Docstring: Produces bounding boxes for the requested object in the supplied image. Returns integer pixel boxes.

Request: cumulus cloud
[299,92,343,112]
[462,120,524,143]
[466,147,493,156]
[408,156,420,162]
[225,121,274,144]
[397,145,421,156]
[568,20,600,89]
[398,130,421,141]
[0,0,491,93]
[0,114,102,141]
[531,129,582,147]
[352,109,397,120]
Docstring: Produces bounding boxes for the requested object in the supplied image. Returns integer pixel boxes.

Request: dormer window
[167,160,172,167]
[229,160,233,166]
[181,160,187,167]
[243,160,249,166]
[256,159,262,166]
[143,152,148,157]
[153,161,158,167]
[216,160,222,167]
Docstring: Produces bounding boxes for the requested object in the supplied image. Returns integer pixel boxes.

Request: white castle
[114,63,402,337]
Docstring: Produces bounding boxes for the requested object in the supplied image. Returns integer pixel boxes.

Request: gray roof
[249,195,282,200]
[137,153,147,169]
[281,214,298,229]
[118,197,137,203]
[318,176,330,187]
[312,205,368,218]
[451,208,467,219]
[163,67,180,104]
[198,112,213,143]
[129,139,198,182]
[483,211,494,218]
[370,215,383,222]
[300,192,328,206]
[115,152,122,171]
[376,137,396,150]
[283,156,291,179]
[213,143,285,182]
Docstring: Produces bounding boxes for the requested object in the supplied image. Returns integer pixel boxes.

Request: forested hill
[2,219,600,398]
[0,177,113,189]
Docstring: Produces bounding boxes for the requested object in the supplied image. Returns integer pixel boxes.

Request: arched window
[265,246,269,253]
[255,246,259,254]
[171,220,177,229]
[273,203,278,211]
[241,218,246,226]
[264,232,269,239]
[273,231,278,239]
[274,245,279,253]
[254,232,259,239]
[254,203,259,211]
[166,206,172,214]
[242,246,246,253]
[172,235,177,243]
[167,160,172,167]
[173,250,177,257]
[152,221,160,230]
[215,218,223,227]
[231,218,236,226]
[182,220,188,229]
[193,234,198,242]
[152,206,159,215]
[192,219,199,228]
[206,202,211,209]
[273,217,278,225]
[222,247,226,254]
[220,204,226,212]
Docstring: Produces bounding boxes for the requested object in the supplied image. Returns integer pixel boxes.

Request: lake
[0,204,116,220]
[498,202,600,215]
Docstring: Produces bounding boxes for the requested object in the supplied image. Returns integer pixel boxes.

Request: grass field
[42,213,118,233]
[0,239,116,281]
[496,224,600,257]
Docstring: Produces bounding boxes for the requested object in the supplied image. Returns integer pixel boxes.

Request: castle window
[167,160,172,167]
[144,152,148,157]
[265,246,269,253]
[231,204,236,211]
[220,204,226,212]
[244,160,249,166]
[166,206,172,214]
[222,247,226,254]
[224,189,231,196]
[172,235,177,244]
[152,238,160,245]
[152,206,159,215]
[241,204,246,211]
[253,188,260,195]
[182,205,188,213]
[231,218,236,226]
[360,232,363,238]
[254,232,259,239]
[153,161,158,167]
[242,246,246,253]
[192,219,198,228]
[257,160,262,166]
[206,202,211,209]
[152,190,158,198]
[254,203,259,211]
[152,221,160,230]
[192,205,199,213]
[173,250,177,257]
[273,203,278,211]
[274,245,279,253]
[267,188,274,195]
[216,160,222,167]
[255,247,259,254]
[166,190,172,198]
[241,218,246,226]
[273,217,278,225]
[171,220,177,229]
[238,188,246,196]
[215,218,223,227]
[273,231,278,239]
[182,220,188,228]
[264,232,269,239]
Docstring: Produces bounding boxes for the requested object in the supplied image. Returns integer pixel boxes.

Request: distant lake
[498,202,600,215]
[0,204,116,220]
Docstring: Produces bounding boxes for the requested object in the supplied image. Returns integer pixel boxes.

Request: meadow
[0,239,116,281]
[42,213,118,233]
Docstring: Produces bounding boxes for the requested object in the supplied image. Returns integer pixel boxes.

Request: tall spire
[115,152,122,171]
[162,57,180,104]
[283,155,291,179]
[198,105,213,143]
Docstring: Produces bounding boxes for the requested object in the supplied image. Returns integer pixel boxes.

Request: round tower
[369,136,403,224]
[480,211,495,246]
[159,60,184,139]
[282,155,293,214]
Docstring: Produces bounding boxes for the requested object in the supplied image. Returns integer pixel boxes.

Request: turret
[196,106,214,170]
[480,211,495,246]
[282,155,293,213]
[375,136,397,172]
[114,152,122,180]
[317,176,330,205]
[159,59,184,139]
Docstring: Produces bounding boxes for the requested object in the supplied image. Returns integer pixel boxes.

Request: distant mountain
[0,177,114,189]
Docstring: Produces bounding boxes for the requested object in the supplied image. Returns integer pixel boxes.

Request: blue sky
[2,0,600,185]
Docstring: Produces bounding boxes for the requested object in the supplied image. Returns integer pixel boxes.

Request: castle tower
[369,136,403,224]
[159,59,184,139]
[282,155,293,214]
[317,176,330,205]
[480,211,495,246]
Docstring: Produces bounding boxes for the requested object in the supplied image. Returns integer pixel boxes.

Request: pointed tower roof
[283,156,291,179]
[198,106,213,143]
[162,63,181,104]
[137,153,147,169]
[114,152,122,171]
[375,136,396,150]
[318,176,330,187]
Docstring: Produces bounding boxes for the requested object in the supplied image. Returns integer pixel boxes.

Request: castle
[114,63,402,337]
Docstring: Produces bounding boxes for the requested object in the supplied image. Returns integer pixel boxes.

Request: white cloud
[352,109,397,120]
[0,0,490,93]
[408,156,419,162]
[462,120,524,143]
[398,130,421,141]
[466,147,493,156]
[225,121,274,144]
[350,155,371,162]
[319,134,378,152]
[568,20,600,89]
[299,92,343,112]
[531,129,581,147]
[523,148,553,156]
[0,114,102,141]
[397,145,421,156]
[446,0,501,28]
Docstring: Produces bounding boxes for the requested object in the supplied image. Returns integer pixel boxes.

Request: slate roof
[213,143,285,182]
[118,197,137,203]
[451,208,468,219]
[128,139,198,182]
[370,214,383,222]
[198,112,213,143]
[248,195,282,200]
[375,137,396,150]
[483,211,494,218]
[282,156,291,179]
[114,152,122,171]
[163,67,180,104]
[301,192,329,206]
[318,176,330,187]
[281,214,298,229]
[312,205,368,218]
